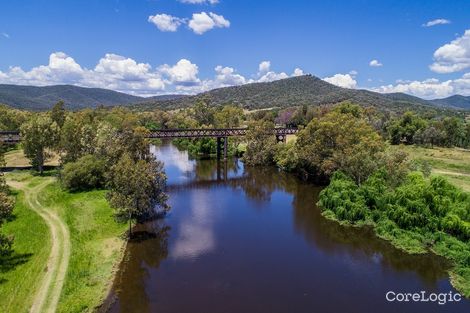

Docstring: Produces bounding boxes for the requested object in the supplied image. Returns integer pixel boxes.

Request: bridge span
[1,127,298,159]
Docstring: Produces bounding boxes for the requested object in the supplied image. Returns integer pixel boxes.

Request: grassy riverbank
[396,145,470,192]
[1,172,127,313]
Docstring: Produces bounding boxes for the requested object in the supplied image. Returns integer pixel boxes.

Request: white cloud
[258,61,271,73]
[0,53,307,96]
[2,32,9,39]
[148,13,185,32]
[0,52,166,95]
[323,73,357,89]
[188,12,230,34]
[372,73,470,99]
[422,19,451,27]
[214,65,246,86]
[369,59,383,67]
[179,0,219,4]
[430,29,470,73]
[159,59,200,85]
[293,68,304,76]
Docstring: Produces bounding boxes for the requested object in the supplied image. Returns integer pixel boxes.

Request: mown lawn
[1,172,127,313]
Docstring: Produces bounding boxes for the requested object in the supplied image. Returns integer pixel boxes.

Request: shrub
[61,155,106,192]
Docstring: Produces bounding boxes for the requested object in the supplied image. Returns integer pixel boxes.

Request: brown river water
[104,143,470,313]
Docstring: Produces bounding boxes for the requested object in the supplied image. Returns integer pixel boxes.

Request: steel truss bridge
[1,127,298,159]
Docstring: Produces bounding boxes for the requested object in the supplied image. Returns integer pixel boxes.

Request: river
[105,143,470,313]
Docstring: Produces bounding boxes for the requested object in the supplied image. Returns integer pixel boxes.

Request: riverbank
[0,171,127,312]
[395,145,470,192]
[319,168,470,298]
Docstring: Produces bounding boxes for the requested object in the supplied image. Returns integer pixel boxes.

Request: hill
[0,84,145,110]
[133,75,447,113]
[431,95,470,109]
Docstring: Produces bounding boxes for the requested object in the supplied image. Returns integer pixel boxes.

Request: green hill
[431,95,470,109]
[0,84,145,110]
[133,75,448,113]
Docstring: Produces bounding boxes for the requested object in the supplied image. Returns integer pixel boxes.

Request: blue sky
[0,0,469,99]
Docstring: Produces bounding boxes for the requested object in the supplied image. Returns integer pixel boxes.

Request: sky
[0,0,470,99]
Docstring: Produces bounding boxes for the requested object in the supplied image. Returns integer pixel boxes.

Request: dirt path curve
[433,169,470,177]
[7,178,70,313]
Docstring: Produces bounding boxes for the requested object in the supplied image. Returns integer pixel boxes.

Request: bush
[61,155,106,192]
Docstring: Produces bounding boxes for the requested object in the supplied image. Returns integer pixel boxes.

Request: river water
[106,143,470,313]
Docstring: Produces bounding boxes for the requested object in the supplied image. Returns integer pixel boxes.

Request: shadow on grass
[0,252,33,284]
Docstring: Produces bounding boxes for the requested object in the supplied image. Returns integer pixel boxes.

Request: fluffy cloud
[293,68,304,76]
[0,53,307,96]
[159,59,200,85]
[0,52,167,95]
[179,0,219,4]
[369,59,383,67]
[148,14,185,32]
[188,12,230,34]
[422,19,451,27]
[430,29,470,73]
[372,73,470,99]
[214,65,246,86]
[258,61,271,73]
[323,73,357,89]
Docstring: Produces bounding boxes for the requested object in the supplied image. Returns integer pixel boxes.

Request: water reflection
[105,143,470,313]
[171,190,216,260]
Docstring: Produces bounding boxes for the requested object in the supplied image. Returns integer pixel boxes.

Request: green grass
[394,145,470,191]
[1,172,127,313]
[39,184,127,313]
[0,187,51,313]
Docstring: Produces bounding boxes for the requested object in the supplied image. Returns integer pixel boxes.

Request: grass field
[395,145,470,192]
[0,183,51,313]
[1,172,127,313]
[4,148,60,168]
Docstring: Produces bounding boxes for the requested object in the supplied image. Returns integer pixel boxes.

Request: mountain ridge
[0,76,469,111]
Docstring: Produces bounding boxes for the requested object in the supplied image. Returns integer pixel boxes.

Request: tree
[416,125,443,148]
[244,120,278,166]
[50,100,66,129]
[214,105,244,128]
[388,111,427,145]
[296,105,385,183]
[192,99,215,126]
[0,147,14,256]
[21,115,59,174]
[106,153,168,237]
[0,192,14,256]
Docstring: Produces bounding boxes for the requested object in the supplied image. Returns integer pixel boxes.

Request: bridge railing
[1,128,299,142]
[148,127,298,139]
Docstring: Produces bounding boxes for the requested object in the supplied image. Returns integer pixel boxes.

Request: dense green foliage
[0,148,14,256]
[318,171,470,296]
[20,115,59,173]
[243,120,278,166]
[60,155,106,192]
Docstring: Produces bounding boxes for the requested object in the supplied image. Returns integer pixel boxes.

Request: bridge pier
[216,137,228,160]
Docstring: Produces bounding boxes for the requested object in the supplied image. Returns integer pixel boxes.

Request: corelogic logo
[386,291,462,305]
